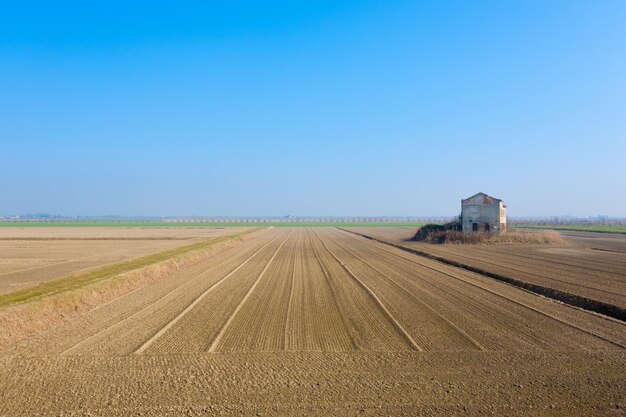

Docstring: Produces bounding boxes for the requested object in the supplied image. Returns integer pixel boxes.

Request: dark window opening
[484,223,490,232]
[472,223,478,232]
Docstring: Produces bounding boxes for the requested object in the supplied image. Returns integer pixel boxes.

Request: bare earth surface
[349,227,626,310]
[0,226,251,240]
[0,227,251,294]
[0,227,624,416]
[552,230,626,253]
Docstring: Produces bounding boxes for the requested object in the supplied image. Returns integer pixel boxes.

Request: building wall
[461,201,506,234]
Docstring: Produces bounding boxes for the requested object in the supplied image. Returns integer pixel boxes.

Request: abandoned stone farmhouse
[461,192,507,235]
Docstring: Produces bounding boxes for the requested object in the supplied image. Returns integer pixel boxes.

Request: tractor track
[327,231,486,351]
[134,231,284,354]
[205,230,293,353]
[313,230,422,352]
[338,228,626,322]
[337,228,626,350]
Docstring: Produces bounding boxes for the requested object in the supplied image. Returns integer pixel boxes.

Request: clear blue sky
[1,1,625,217]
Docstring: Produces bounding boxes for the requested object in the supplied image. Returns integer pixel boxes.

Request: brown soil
[0,226,251,239]
[351,227,626,311]
[0,227,251,294]
[0,227,624,416]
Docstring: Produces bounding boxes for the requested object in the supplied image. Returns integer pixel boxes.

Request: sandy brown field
[0,227,624,416]
[0,226,251,240]
[0,227,251,294]
[350,227,626,311]
[552,229,626,253]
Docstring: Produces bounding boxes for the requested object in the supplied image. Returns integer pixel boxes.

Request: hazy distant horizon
[2,212,624,221]
[2,1,625,217]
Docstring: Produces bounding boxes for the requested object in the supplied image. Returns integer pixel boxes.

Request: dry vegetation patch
[414,223,564,245]
[425,230,565,244]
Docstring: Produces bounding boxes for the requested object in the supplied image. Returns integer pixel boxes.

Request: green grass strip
[513,224,626,234]
[0,228,264,309]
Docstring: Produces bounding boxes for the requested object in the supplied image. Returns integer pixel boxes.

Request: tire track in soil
[60,239,275,355]
[348,228,626,315]
[327,229,485,351]
[338,229,626,350]
[343,229,626,348]
[134,231,284,354]
[412,245,625,298]
[308,230,359,351]
[308,232,411,351]
[283,229,301,350]
[335,231,561,351]
[205,230,293,353]
[60,236,270,355]
[466,244,626,273]
[352,226,626,274]
[4,230,276,356]
[212,229,297,352]
[312,229,422,352]
[130,231,287,355]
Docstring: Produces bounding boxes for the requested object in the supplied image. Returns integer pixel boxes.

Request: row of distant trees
[161,217,441,223]
[0,217,441,224]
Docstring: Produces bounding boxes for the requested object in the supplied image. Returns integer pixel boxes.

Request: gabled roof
[462,192,505,205]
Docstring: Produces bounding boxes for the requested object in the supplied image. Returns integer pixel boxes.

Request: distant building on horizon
[461,192,506,235]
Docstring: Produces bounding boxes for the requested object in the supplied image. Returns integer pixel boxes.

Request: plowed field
[349,227,626,310]
[0,227,251,294]
[1,227,624,416]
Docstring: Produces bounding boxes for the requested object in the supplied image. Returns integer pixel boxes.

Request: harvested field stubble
[0,227,624,416]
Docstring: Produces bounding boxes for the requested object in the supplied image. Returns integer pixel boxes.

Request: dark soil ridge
[338,228,626,323]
